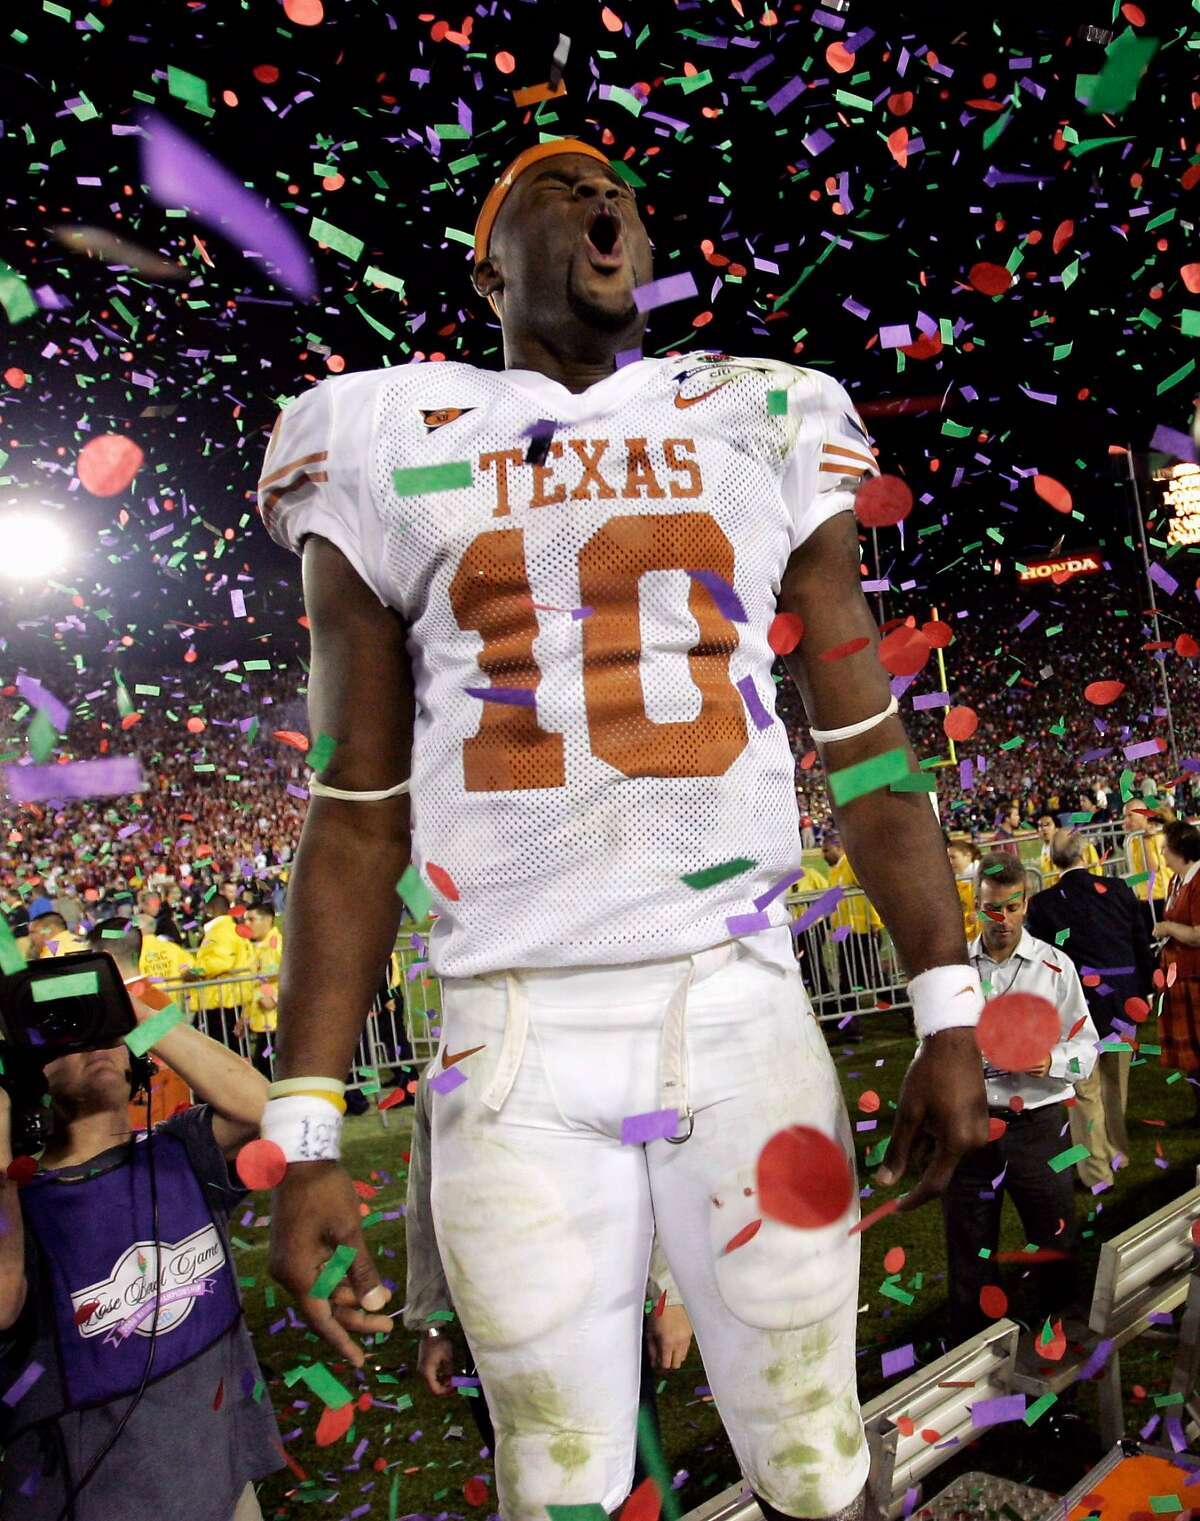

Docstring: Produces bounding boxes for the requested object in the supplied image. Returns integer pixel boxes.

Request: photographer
[0,920,282,1521]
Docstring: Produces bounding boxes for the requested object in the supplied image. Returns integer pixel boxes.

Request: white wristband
[908,964,984,1041]
[260,1095,344,1163]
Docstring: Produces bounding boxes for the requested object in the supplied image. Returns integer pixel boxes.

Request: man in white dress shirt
[941,853,1099,1344]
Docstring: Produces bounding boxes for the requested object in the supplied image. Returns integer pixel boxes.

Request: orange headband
[472,137,612,264]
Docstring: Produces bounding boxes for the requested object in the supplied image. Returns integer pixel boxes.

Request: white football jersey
[258,352,877,977]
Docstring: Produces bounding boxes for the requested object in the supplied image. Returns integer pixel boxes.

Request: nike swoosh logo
[442,1043,487,1070]
[674,379,737,409]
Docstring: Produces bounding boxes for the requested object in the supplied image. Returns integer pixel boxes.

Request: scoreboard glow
[1152,461,1200,547]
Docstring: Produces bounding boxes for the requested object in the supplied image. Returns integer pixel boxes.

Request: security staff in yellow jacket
[195,893,254,1043]
[236,903,284,1077]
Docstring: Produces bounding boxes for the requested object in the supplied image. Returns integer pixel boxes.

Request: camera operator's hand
[0,1086,11,1165]
[269,1160,393,1367]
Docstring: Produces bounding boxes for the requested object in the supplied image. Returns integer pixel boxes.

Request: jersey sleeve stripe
[258,469,329,529]
[818,462,872,478]
[258,450,330,490]
[821,443,875,466]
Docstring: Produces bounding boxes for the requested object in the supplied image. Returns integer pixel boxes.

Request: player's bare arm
[778,512,990,1212]
[267,535,415,1364]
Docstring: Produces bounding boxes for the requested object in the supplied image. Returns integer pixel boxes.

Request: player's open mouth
[582,208,625,271]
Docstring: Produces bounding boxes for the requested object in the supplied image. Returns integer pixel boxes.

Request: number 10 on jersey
[448,511,751,791]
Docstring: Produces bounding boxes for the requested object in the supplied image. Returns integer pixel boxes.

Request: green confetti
[32,972,100,1000]
[392,461,473,496]
[307,732,337,774]
[766,389,788,415]
[1080,30,1159,116]
[0,258,37,324]
[829,747,910,806]
[309,1244,357,1301]
[396,864,433,921]
[1024,1392,1057,1426]
[166,64,212,117]
[1048,1143,1091,1174]
[547,1508,609,1521]
[309,217,364,262]
[0,917,28,976]
[28,709,57,762]
[680,856,755,890]
[288,1362,355,1410]
[1149,1499,1183,1515]
[124,1002,186,1056]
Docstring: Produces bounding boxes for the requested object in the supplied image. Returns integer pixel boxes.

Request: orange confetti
[857,1089,881,1113]
[600,5,624,30]
[494,50,515,74]
[877,624,931,677]
[883,1245,906,1275]
[236,1139,288,1190]
[886,127,909,167]
[826,42,855,73]
[943,706,978,742]
[273,729,310,750]
[1181,262,1200,294]
[282,0,324,24]
[314,1401,355,1447]
[1032,474,1072,514]
[77,434,144,497]
[1084,680,1125,706]
[767,612,804,655]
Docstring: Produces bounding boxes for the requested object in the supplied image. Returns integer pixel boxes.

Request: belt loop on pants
[479,972,530,1114]
[660,963,697,1143]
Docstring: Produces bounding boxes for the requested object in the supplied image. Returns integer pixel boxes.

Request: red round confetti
[887,91,913,116]
[987,1116,1008,1142]
[826,41,855,73]
[756,1126,854,1229]
[1084,680,1126,706]
[314,1400,355,1447]
[979,1284,1009,1319]
[283,0,324,24]
[1192,1220,1200,1248]
[943,706,979,741]
[1052,219,1075,254]
[427,862,460,901]
[6,1156,38,1184]
[236,1138,288,1190]
[767,612,805,655]
[620,1478,661,1521]
[4,367,26,389]
[186,716,206,733]
[857,1089,881,1113]
[1121,2,1146,23]
[899,330,942,361]
[854,474,913,528]
[1175,634,1200,658]
[1181,263,1200,295]
[877,624,932,677]
[967,261,1012,296]
[920,619,954,648]
[1033,474,1073,514]
[253,64,280,84]
[600,5,624,30]
[235,922,254,938]
[883,1245,906,1275]
[77,434,144,497]
[494,51,515,75]
[974,992,1059,1072]
[1124,996,1151,1022]
[464,1479,490,1508]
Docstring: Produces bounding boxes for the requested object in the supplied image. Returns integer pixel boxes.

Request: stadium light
[0,513,69,580]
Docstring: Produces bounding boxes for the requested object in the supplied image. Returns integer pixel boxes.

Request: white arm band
[908,964,985,1041]
[260,1095,344,1162]
[809,695,899,745]
[307,777,411,802]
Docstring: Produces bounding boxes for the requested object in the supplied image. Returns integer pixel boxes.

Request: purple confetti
[726,910,772,937]
[765,77,806,115]
[688,569,747,623]
[230,589,246,618]
[621,1108,680,1145]
[140,112,316,300]
[427,1066,468,1096]
[1123,739,1165,761]
[881,1344,916,1378]
[4,756,145,803]
[790,886,845,936]
[16,673,70,733]
[632,271,699,312]
[1150,423,1198,462]
[1149,561,1179,596]
[911,692,951,710]
[464,686,537,708]
[970,1393,1026,1427]
[735,676,775,732]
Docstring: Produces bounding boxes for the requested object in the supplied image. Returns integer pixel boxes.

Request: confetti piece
[819,636,872,663]
[735,676,775,731]
[756,1126,854,1228]
[77,434,144,497]
[979,1284,1008,1319]
[621,1109,680,1145]
[31,972,99,1000]
[828,746,911,806]
[970,1393,1026,1428]
[140,112,316,299]
[687,569,746,623]
[854,475,913,528]
[236,1139,288,1191]
[767,613,804,654]
[882,1344,916,1378]
[967,262,1012,296]
[974,992,1058,1071]
[631,272,698,312]
[124,1002,185,1056]
[315,1400,355,1447]
[463,685,537,707]
[310,1243,358,1300]
[2,1362,45,1407]
[722,1218,763,1255]
[427,1066,467,1096]
[395,865,433,921]
[877,625,931,677]
[426,862,460,901]
[392,461,473,495]
[943,706,979,741]
[1048,1143,1092,1173]
[1033,474,1073,514]
[681,857,755,890]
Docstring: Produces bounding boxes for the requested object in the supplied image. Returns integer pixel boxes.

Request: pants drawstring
[660,965,696,1143]
[479,972,530,1113]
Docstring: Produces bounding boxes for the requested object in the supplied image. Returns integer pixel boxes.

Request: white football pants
[429,925,869,1521]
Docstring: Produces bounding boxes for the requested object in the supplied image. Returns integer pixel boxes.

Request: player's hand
[874,1027,989,1213]
[417,1331,456,1395]
[1152,920,1179,941]
[268,1160,393,1367]
[647,1304,693,1371]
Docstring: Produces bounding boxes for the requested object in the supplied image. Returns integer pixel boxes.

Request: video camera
[0,950,148,1156]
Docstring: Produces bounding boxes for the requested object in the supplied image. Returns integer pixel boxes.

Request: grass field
[241,1012,1200,1520]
